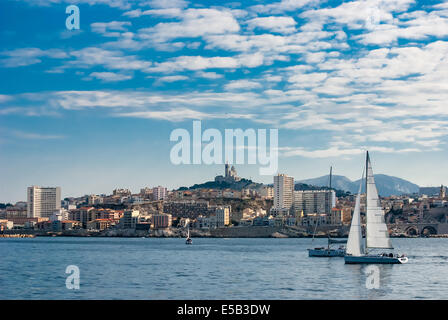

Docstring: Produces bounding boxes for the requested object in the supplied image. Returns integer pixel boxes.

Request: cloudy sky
[1,0,447,202]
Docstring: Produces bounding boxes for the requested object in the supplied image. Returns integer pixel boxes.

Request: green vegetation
[178,178,262,191]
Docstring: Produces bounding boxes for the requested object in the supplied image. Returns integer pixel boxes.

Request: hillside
[178,178,263,191]
[298,174,419,197]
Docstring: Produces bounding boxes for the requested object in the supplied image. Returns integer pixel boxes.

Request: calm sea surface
[0,237,447,300]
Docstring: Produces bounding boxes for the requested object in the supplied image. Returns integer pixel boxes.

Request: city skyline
[1,0,448,202]
[2,163,444,204]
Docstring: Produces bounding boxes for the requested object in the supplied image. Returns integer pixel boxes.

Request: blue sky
[1,0,448,202]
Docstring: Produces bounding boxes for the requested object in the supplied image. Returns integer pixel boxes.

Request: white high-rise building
[273,174,294,213]
[152,186,167,201]
[27,186,61,218]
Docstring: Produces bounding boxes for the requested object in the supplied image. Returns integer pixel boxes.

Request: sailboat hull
[308,248,345,257]
[345,255,408,264]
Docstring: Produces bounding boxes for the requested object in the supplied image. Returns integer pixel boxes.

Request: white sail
[346,183,365,256]
[366,152,393,249]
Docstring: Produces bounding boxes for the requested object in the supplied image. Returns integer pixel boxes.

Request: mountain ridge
[298,174,419,196]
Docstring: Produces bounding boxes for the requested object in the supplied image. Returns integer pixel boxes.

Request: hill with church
[177,164,263,191]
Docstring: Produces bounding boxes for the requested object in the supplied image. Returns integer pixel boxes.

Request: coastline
[1,226,446,238]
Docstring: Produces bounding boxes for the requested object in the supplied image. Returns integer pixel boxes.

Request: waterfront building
[68,207,95,228]
[51,208,69,221]
[3,205,27,218]
[87,219,116,231]
[293,190,336,216]
[152,213,172,229]
[252,216,274,226]
[0,220,14,231]
[330,208,342,225]
[121,209,140,229]
[273,174,294,215]
[300,213,330,227]
[27,186,61,218]
[95,208,122,220]
[60,220,82,230]
[339,206,353,224]
[195,215,217,229]
[216,206,230,227]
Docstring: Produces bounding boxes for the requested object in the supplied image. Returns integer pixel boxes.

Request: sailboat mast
[366,151,369,198]
[329,166,332,189]
[365,151,369,253]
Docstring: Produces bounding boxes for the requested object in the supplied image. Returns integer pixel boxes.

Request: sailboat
[308,235,346,257]
[308,166,347,257]
[185,227,192,245]
[344,151,408,264]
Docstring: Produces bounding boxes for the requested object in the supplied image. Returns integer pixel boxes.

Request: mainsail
[365,152,393,249]
[346,180,365,256]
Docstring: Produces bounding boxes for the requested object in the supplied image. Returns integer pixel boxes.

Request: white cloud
[88,72,133,82]
[115,108,210,121]
[195,71,223,79]
[18,0,133,9]
[225,80,262,91]
[137,8,240,45]
[123,8,182,18]
[251,0,317,14]
[91,21,132,37]
[10,130,64,140]
[68,47,151,71]
[281,146,422,158]
[146,54,265,73]
[0,95,12,103]
[246,16,296,34]
[143,0,188,9]
[0,48,67,67]
[156,75,188,82]
[5,0,448,162]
